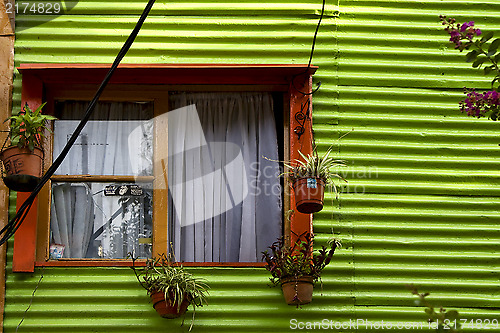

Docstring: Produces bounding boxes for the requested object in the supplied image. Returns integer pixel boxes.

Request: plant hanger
[0,102,54,192]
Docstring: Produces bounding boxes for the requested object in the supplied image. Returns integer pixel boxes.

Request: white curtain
[51,183,94,258]
[50,101,153,258]
[53,101,153,176]
[168,92,282,262]
[50,97,282,261]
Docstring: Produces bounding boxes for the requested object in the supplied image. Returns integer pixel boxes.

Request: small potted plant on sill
[131,254,209,330]
[285,145,346,214]
[0,102,55,192]
[262,232,341,306]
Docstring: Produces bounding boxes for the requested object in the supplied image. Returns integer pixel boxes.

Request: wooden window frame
[13,64,317,272]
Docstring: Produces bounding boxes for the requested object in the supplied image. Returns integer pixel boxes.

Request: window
[167,92,283,262]
[50,101,154,259]
[13,64,316,272]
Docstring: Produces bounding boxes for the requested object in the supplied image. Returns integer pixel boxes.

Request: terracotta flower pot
[150,291,189,319]
[292,178,325,214]
[281,276,314,305]
[0,146,43,192]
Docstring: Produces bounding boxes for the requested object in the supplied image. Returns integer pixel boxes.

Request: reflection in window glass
[50,101,154,260]
[53,101,153,176]
[50,182,152,259]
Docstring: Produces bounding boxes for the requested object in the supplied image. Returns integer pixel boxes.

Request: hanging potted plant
[131,254,209,329]
[285,146,346,214]
[262,232,340,305]
[0,102,56,192]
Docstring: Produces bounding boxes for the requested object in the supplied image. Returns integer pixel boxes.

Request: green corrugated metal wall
[335,1,500,332]
[5,0,500,332]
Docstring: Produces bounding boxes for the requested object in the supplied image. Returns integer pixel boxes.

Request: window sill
[35,260,267,268]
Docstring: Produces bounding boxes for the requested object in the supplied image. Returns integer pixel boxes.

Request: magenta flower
[440,16,500,120]
[459,89,500,119]
[440,16,482,51]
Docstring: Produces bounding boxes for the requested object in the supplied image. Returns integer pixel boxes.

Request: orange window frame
[13,64,316,273]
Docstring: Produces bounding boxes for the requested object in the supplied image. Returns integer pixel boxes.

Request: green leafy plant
[284,145,347,195]
[131,254,209,329]
[408,284,461,332]
[261,232,341,285]
[6,102,56,152]
[440,15,500,120]
[132,254,209,308]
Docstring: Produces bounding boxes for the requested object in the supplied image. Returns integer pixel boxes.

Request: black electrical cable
[291,0,326,96]
[0,0,157,246]
[307,0,325,70]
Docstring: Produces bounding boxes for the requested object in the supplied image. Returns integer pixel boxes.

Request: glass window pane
[50,182,153,259]
[53,101,154,176]
[167,92,282,262]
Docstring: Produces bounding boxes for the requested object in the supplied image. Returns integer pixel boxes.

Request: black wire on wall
[0,0,157,246]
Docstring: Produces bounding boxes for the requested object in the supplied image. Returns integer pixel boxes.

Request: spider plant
[284,145,347,195]
[131,254,209,329]
[132,254,209,310]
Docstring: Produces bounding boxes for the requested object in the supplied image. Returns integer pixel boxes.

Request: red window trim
[14,63,317,272]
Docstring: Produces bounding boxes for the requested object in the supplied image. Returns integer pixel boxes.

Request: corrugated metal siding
[332,0,500,332]
[6,0,500,332]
